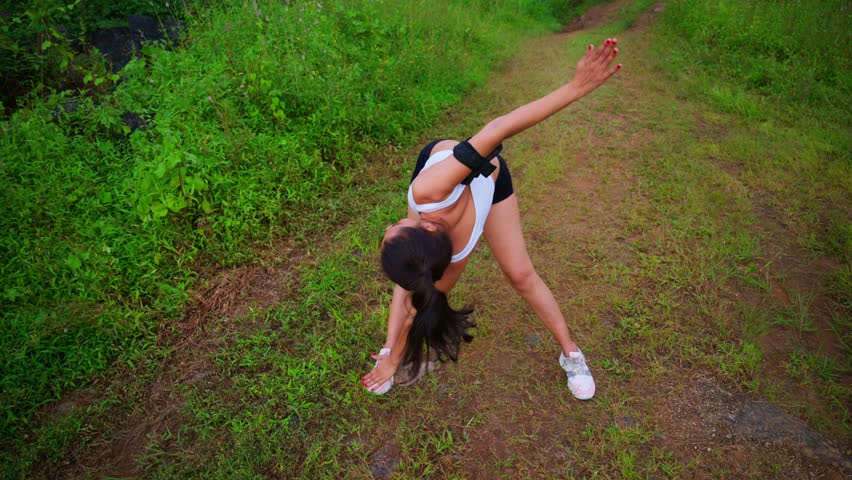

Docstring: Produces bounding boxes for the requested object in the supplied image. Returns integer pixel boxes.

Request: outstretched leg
[483,194,578,354]
[483,194,595,399]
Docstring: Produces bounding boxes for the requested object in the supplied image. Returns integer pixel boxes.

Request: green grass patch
[659,0,851,124]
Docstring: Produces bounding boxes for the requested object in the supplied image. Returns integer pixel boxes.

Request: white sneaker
[559,349,595,400]
[371,348,393,395]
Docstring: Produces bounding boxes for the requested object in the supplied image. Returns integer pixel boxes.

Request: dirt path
[359,2,850,479]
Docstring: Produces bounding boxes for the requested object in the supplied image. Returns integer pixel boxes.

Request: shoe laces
[562,353,590,377]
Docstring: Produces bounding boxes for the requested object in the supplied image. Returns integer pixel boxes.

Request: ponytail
[381,227,475,375]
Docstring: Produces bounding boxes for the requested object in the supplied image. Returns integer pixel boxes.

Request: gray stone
[369,442,401,479]
[733,401,851,473]
[526,332,544,347]
[615,415,638,429]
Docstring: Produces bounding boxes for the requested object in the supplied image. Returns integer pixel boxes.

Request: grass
[4,0,852,477]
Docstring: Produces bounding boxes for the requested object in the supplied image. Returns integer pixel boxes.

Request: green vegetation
[2,0,850,477]
[1,0,571,475]
[642,0,851,433]
[0,0,182,102]
[661,0,850,121]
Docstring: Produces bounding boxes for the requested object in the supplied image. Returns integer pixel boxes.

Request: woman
[362,38,621,400]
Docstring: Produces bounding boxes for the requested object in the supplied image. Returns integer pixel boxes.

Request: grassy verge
[648,0,851,438]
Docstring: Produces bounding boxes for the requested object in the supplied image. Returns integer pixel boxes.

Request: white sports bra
[407,150,495,263]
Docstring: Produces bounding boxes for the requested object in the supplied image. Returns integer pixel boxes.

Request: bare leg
[483,194,579,355]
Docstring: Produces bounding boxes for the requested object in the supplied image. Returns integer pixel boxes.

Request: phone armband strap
[453,140,502,185]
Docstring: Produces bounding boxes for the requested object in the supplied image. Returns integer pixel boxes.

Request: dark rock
[128,15,182,51]
[90,15,183,73]
[62,101,79,114]
[51,101,79,122]
[615,415,638,429]
[128,14,181,44]
[90,27,138,73]
[526,332,544,347]
[121,112,147,132]
[733,401,852,473]
[128,15,160,41]
[368,442,401,479]
[160,16,182,43]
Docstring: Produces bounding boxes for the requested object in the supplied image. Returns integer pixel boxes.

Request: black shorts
[410,139,514,204]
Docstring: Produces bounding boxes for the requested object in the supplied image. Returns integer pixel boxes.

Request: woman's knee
[505,265,538,293]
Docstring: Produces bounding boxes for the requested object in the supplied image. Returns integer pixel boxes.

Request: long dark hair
[381,226,475,374]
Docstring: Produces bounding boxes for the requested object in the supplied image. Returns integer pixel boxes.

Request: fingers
[361,372,390,391]
[361,358,392,391]
[586,37,616,54]
[605,63,622,80]
[362,366,382,384]
[599,38,617,64]
[361,372,378,389]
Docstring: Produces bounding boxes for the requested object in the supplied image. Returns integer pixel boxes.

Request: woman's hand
[362,351,398,392]
[569,38,621,98]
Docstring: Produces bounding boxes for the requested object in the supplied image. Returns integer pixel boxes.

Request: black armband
[453,140,502,185]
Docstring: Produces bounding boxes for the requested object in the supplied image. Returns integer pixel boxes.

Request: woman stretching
[362,38,621,400]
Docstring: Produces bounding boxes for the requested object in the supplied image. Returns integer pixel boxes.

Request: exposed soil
[655,372,850,479]
[31,240,307,479]
[561,0,632,33]
[629,1,666,31]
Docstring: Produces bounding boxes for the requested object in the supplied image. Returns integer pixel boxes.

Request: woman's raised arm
[412,38,621,203]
